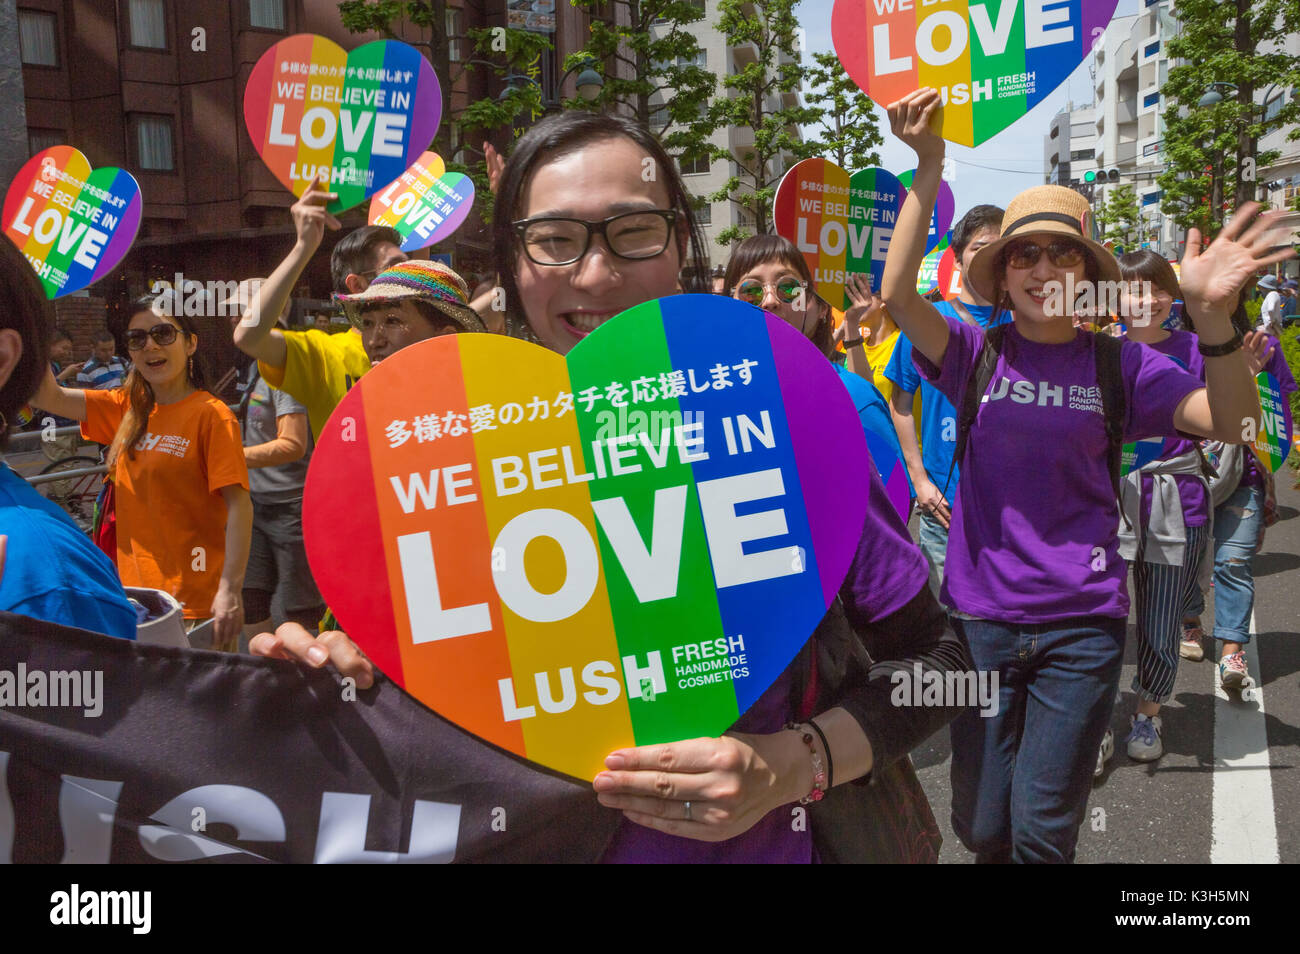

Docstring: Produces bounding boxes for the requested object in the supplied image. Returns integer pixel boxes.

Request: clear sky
[796,0,1141,211]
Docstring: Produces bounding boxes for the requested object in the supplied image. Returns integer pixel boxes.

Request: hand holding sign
[3,146,142,299]
[302,295,870,780]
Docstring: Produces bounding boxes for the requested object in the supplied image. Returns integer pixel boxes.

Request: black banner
[0,612,617,863]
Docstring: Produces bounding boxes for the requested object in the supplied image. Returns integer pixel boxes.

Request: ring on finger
[683,800,693,821]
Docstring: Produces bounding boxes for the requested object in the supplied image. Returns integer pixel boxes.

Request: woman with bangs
[254,111,971,863]
[880,87,1292,862]
[33,293,252,650]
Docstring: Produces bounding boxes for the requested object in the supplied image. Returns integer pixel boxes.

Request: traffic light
[1085,169,1121,183]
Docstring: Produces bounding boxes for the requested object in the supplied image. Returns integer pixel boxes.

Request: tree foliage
[1157,0,1300,235]
[1097,184,1141,248]
[803,50,881,171]
[706,0,822,246]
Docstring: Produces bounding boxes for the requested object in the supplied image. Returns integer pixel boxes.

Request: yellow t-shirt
[259,329,370,440]
[861,320,922,446]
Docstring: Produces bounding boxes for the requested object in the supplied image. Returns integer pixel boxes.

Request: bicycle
[33,453,105,532]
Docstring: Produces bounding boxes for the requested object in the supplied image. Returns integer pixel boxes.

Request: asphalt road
[912,468,1300,864]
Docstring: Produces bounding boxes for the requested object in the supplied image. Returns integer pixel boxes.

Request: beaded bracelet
[784,722,828,804]
[806,718,834,790]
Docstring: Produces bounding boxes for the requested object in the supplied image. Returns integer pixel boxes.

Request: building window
[1143,40,1159,57]
[134,115,175,171]
[128,0,167,49]
[1142,91,1160,108]
[1050,126,1059,139]
[649,101,670,128]
[680,154,710,175]
[28,128,63,155]
[1070,148,1094,161]
[693,200,712,225]
[446,7,462,62]
[1264,90,1287,122]
[17,9,59,66]
[249,0,286,31]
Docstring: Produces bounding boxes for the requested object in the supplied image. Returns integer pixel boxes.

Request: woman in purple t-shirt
[880,87,1293,863]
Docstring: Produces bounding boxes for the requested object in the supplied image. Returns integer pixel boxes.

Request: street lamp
[498,60,604,106]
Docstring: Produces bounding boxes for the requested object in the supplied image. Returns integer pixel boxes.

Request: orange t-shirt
[82,389,249,619]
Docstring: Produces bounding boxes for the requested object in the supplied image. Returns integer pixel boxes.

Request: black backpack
[945,324,1129,520]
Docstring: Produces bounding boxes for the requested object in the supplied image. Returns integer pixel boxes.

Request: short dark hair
[490,112,712,337]
[951,205,1005,258]
[1118,250,1187,331]
[50,324,72,344]
[92,328,116,344]
[0,241,51,447]
[330,225,403,293]
[721,234,833,357]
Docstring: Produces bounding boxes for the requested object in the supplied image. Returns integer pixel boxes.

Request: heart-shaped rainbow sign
[898,169,954,255]
[368,151,475,252]
[3,146,142,299]
[302,295,870,780]
[773,159,904,310]
[832,0,1120,147]
[917,230,952,294]
[1253,371,1293,473]
[243,34,441,213]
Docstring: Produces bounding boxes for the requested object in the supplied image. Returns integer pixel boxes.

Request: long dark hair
[490,112,711,337]
[107,294,210,470]
[0,239,51,448]
[722,234,833,357]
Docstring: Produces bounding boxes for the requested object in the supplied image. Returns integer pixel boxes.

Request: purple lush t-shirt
[600,408,929,862]
[1241,344,1298,490]
[1128,330,1209,527]
[913,318,1204,623]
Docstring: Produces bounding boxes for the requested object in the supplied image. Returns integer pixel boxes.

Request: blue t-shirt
[883,300,1008,501]
[0,463,136,640]
[833,364,913,501]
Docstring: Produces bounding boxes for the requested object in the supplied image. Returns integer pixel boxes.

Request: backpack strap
[1092,332,1129,525]
[943,323,1007,498]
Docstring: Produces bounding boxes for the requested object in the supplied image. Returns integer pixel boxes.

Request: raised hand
[844,272,883,330]
[887,88,945,160]
[290,173,342,254]
[1179,204,1298,326]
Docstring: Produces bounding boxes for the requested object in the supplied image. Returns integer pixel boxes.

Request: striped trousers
[1131,523,1210,704]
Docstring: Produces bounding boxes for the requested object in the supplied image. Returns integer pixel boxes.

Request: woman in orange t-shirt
[33,296,252,650]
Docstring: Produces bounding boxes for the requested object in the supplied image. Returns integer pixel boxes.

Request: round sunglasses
[1004,239,1087,270]
[733,276,806,305]
[125,323,181,351]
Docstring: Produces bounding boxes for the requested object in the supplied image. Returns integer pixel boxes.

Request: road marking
[1211,610,1279,863]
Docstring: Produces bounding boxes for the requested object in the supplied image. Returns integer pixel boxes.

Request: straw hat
[334,259,486,333]
[964,185,1121,305]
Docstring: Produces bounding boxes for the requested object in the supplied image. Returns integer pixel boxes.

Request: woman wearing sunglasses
[255,112,969,862]
[32,296,252,651]
[881,87,1293,863]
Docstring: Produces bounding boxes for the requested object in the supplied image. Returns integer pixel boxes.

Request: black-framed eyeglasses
[734,276,807,306]
[513,210,677,266]
[1004,239,1086,270]
[125,323,180,351]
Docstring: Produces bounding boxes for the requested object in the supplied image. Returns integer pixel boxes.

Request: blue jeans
[1185,484,1262,645]
[950,616,1125,863]
[917,510,948,606]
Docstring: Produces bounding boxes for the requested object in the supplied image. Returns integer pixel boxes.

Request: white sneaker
[1095,728,1114,777]
[1126,714,1164,762]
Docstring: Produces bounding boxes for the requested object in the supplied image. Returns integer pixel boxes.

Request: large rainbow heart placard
[1253,371,1293,473]
[832,0,1121,147]
[302,295,870,780]
[368,151,475,252]
[3,147,142,299]
[773,159,904,310]
[243,34,441,213]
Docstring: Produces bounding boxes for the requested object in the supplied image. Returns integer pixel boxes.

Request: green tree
[1157,0,1300,235]
[803,50,881,171]
[338,1,553,221]
[707,0,822,246]
[1097,184,1141,249]
[564,0,717,168]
